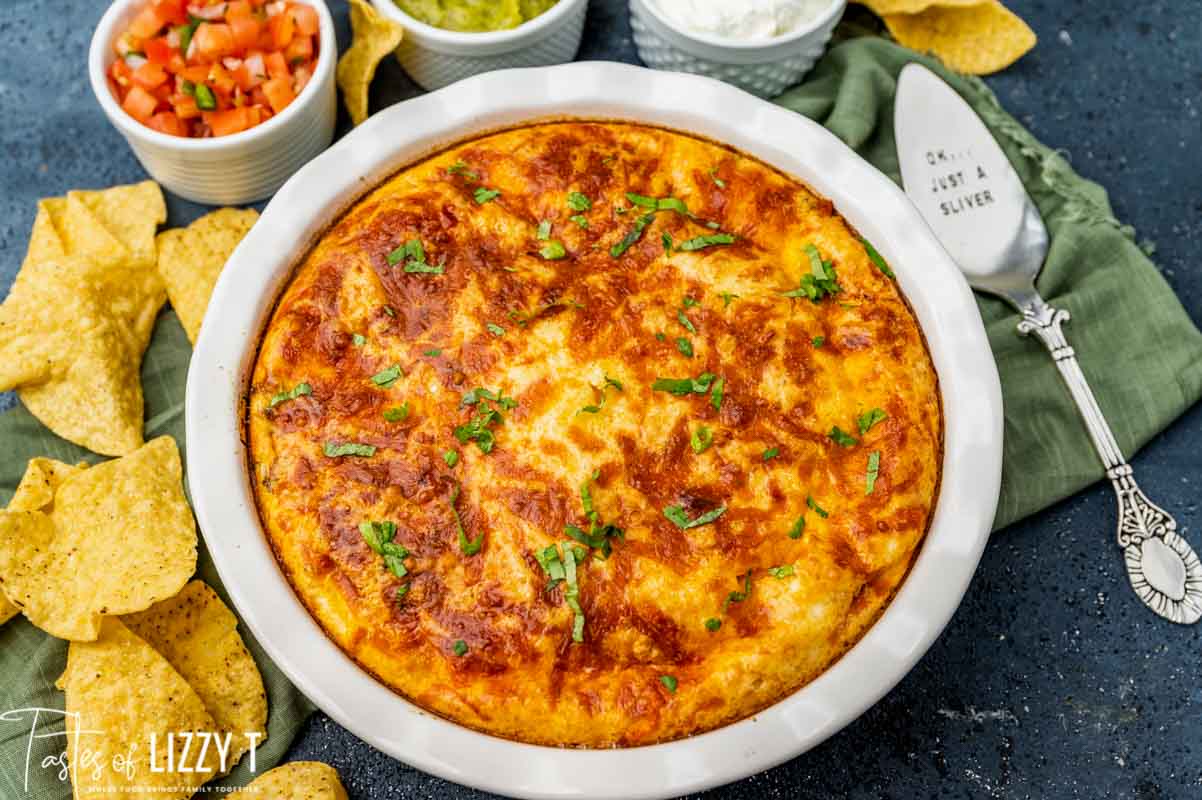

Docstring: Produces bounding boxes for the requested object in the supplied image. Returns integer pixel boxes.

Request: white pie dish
[186,61,1002,800]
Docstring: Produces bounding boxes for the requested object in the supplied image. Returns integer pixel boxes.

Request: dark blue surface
[2,0,1202,797]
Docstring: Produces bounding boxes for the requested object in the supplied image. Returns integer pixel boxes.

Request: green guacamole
[395,0,560,32]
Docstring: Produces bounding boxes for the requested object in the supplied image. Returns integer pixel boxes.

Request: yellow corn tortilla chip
[857,0,980,14]
[337,0,405,126]
[245,761,350,800]
[124,581,268,773]
[57,618,221,800]
[157,208,259,344]
[882,1,1036,75]
[2,182,167,455]
[0,437,196,640]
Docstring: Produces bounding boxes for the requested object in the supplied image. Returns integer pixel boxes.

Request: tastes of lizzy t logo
[1,707,262,793]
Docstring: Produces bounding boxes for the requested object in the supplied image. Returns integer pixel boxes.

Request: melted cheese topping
[248,122,942,747]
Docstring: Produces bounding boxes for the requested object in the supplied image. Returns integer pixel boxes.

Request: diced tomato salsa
[108,0,320,138]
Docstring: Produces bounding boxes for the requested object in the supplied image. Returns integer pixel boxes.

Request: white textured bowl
[630,0,846,98]
[89,0,337,205]
[370,0,586,91]
[187,63,1002,800]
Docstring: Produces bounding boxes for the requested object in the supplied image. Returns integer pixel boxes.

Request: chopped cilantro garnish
[371,364,402,388]
[767,565,795,579]
[812,336,825,348]
[862,238,895,278]
[858,408,888,434]
[565,471,624,558]
[424,348,442,356]
[487,322,506,337]
[866,451,881,495]
[473,187,501,204]
[389,239,444,274]
[448,161,479,181]
[724,570,753,610]
[787,515,805,539]
[443,449,459,467]
[679,233,735,251]
[652,372,715,396]
[763,447,779,461]
[453,639,468,656]
[676,337,694,358]
[353,334,366,347]
[567,191,592,211]
[691,425,713,454]
[705,617,722,632]
[449,483,484,555]
[383,403,410,423]
[324,441,376,458]
[655,332,666,342]
[455,408,500,453]
[782,243,840,302]
[570,214,589,229]
[626,193,690,216]
[676,309,696,334]
[268,382,312,409]
[537,543,588,641]
[537,220,552,240]
[662,231,674,253]
[611,212,655,257]
[663,505,726,529]
[461,387,518,409]
[682,296,699,308]
[829,426,859,447]
[395,583,410,602]
[807,496,829,518]
[579,375,624,415]
[383,306,396,317]
[720,291,739,308]
[660,675,678,693]
[358,520,409,579]
[710,378,725,411]
[708,168,727,189]
[540,240,567,260]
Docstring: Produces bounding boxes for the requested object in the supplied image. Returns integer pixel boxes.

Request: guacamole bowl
[371,0,587,90]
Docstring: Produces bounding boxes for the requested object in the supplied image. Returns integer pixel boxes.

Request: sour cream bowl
[629,0,847,98]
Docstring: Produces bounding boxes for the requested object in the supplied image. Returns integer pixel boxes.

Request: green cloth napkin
[776,38,1202,529]
[3,35,1202,800]
[0,314,315,800]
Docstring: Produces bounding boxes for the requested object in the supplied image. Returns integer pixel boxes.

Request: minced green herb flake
[812,336,825,348]
[611,212,655,257]
[383,403,410,423]
[720,291,739,308]
[371,364,403,388]
[866,450,881,495]
[710,378,725,411]
[691,425,713,454]
[679,233,735,251]
[663,505,726,530]
[705,617,722,631]
[676,310,696,334]
[858,408,888,434]
[788,515,805,539]
[676,337,694,358]
[660,675,678,693]
[448,161,479,181]
[709,168,727,189]
[782,243,841,302]
[449,484,484,555]
[829,426,859,447]
[487,322,506,337]
[652,372,715,396]
[537,220,552,240]
[268,382,312,409]
[862,238,895,278]
[474,187,501,204]
[762,447,779,461]
[567,191,592,211]
[570,214,589,229]
[767,565,795,579]
[324,441,376,458]
[453,639,468,656]
[807,496,829,518]
[424,348,442,357]
[540,240,567,260]
[443,450,459,467]
[353,334,366,347]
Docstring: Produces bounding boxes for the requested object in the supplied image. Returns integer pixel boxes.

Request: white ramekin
[88,0,338,205]
[630,0,846,98]
[370,0,587,91]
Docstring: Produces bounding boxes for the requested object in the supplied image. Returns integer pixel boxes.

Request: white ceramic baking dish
[186,62,1002,800]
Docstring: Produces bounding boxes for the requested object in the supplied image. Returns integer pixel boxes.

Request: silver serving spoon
[894,62,1202,624]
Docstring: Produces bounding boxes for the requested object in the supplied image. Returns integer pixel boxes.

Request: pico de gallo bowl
[107,0,321,138]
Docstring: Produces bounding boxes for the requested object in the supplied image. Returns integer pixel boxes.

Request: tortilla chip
[858,0,980,14]
[245,762,350,800]
[0,458,88,624]
[2,182,167,455]
[882,1,1036,75]
[124,581,268,773]
[0,437,196,641]
[157,208,259,344]
[337,0,405,126]
[57,618,221,800]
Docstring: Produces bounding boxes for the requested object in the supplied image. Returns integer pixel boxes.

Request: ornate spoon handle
[1018,297,1202,624]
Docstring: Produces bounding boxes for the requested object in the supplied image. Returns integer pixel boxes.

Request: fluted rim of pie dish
[186,62,1002,800]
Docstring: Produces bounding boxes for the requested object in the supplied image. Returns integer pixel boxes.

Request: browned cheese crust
[248,122,942,747]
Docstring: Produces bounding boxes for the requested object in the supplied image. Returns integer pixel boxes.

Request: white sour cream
[653,0,833,40]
